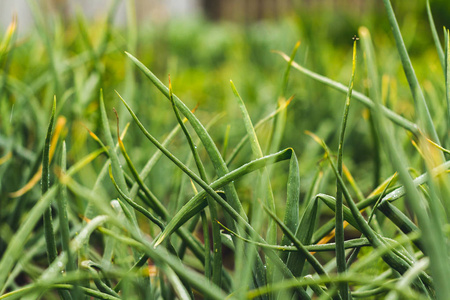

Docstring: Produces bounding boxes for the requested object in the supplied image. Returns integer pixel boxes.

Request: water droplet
[110,200,120,208]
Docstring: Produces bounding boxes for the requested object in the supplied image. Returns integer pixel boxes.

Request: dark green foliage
[1,1,450,299]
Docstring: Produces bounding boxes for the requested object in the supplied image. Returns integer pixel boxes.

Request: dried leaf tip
[168,74,173,97]
[112,108,122,144]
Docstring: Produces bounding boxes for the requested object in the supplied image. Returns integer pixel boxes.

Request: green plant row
[1,0,450,299]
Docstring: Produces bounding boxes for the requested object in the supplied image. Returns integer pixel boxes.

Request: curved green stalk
[281,41,301,97]
[266,41,300,158]
[108,166,165,230]
[382,0,440,145]
[42,97,58,265]
[220,221,372,252]
[280,148,300,259]
[124,51,246,221]
[259,201,327,276]
[335,38,357,300]
[445,29,450,142]
[285,169,322,276]
[226,97,292,166]
[128,120,183,200]
[231,80,277,288]
[83,262,120,299]
[152,147,294,244]
[56,142,75,299]
[275,51,419,135]
[99,90,127,194]
[426,0,445,71]
[169,79,222,286]
[317,194,360,231]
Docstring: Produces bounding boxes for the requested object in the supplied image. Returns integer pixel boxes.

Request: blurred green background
[1,0,449,230]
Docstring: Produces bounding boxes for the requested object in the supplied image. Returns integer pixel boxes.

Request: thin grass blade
[108,166,165,230]
[382,0,440,145]
[317,194,360,231]
[56,142,76,299]
[445,29,450,142]
[275,51,419,135]
[169,79,223,287]
[100,90,128,195]
[426,0,445,71]
[42,97,58,266]
[280,151,300,252]
[226,96,293,166]
[335,37,357,300]
[259,200,327,277]
[285,195,319,276]
[230,80,275,287]
[219,221,372,252]
[0,15,17,66]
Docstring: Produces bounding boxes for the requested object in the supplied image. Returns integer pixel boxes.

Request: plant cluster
[1,0,450,299]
